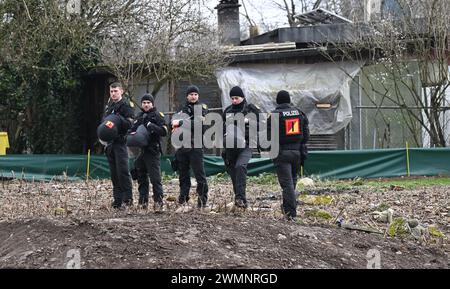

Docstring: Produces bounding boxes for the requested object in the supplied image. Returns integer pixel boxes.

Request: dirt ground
[0,177,448,269]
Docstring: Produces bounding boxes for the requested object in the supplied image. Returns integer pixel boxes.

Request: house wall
[174,80,223,111]
[129,81,170,113]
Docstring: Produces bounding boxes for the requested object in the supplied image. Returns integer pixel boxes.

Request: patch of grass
[309,176,450,191]
[351,177,364,186]
[298,194,334,205]
[334,183,354,191]
[161,172,178,182]
[205,173,450,191]
[208,172,230,184]
[374,203,390,212]
[388,218,409,237]
[428,226,445,238]
[247,173,278,185]
[305,209,333,220]
[364,177,450,189]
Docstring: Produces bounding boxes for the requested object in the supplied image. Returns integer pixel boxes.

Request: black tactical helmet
[97,114,121,142]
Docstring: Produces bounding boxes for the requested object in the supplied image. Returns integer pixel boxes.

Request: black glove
[148,120,160,127]
[146,121,158,132]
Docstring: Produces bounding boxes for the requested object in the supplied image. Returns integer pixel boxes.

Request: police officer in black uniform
[222,86,261,208]
[270,90,309,220]
[130,94,168,211]
[171,85,209,208]
[102,82,135,209]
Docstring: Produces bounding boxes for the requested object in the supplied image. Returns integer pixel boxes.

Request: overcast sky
[204,0,291,32]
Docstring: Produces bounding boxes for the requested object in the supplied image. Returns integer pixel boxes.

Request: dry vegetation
[0,175,448,268]
[1,176,448,238]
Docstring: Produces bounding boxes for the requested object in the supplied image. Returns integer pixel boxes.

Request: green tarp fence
[0,148,449,181]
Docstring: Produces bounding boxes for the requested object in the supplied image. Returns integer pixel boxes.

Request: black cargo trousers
[273,150,301,218]
[224,147,253,207]
[176,148,208,207]
[106,139,133,207]
[135,148,163,205]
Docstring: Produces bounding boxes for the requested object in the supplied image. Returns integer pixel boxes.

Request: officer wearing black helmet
[100,82,135,209]
[129,94,168,212]
[222,86,261,209]
[171,85,209,209]
[269,90,309,220]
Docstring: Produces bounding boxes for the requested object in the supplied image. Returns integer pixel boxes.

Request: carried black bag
[126,124,150,147]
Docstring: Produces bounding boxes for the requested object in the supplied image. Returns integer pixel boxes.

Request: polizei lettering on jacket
[282,110,300,117]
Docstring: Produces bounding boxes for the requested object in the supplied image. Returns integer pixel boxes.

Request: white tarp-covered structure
[216,62,362,134]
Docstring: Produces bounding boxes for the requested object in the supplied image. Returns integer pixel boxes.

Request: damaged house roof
[225,8,366,64]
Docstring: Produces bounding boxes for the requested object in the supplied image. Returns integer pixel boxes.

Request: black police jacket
[131,108,168,151]
[172,101,208,144]
[269,103,309,151]
[222,99,261,149]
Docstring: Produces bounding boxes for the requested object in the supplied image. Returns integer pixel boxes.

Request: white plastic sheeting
[216,62,362,134]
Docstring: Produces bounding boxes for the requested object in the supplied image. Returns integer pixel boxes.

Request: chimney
[215,0,241,46]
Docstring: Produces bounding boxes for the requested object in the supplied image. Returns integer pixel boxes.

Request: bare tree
[270,0,309,27]
[98,0,227,99]
[263,0,351,27]
[0,0,120,152]
[326,0,450,147]
[2,0,217,152]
